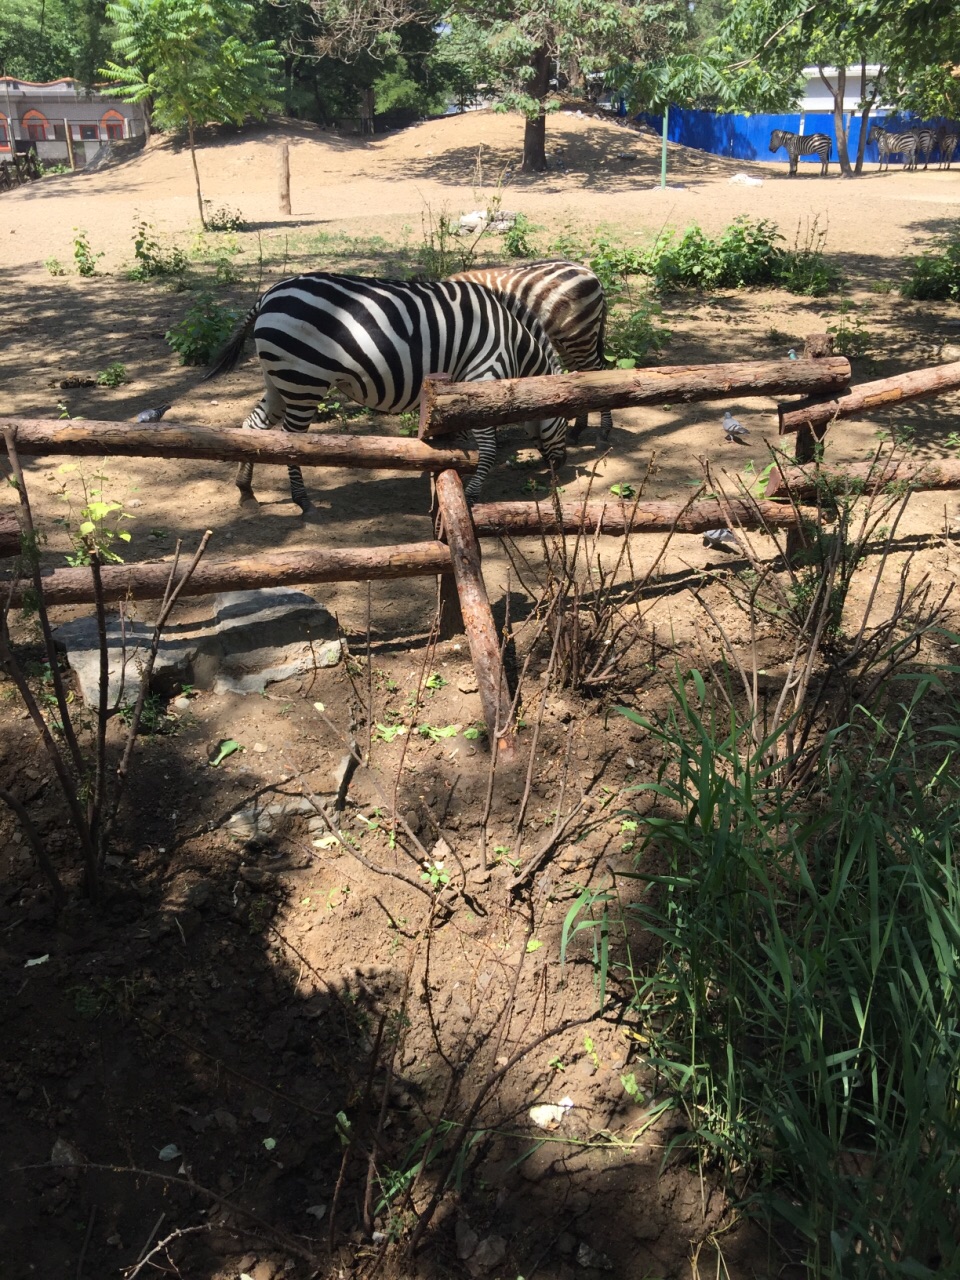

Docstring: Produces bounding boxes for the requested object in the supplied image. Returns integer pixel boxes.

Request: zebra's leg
[464,426,497,503]
[236,394,282,503]
[568,413,589,445]
[282,402,318,512]
[598,408,614,443]
[537,417,567,484]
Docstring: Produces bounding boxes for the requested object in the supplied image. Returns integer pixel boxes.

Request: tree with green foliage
[0,0,108,84]
[102,0,281,225]
[448,0,690,172]
[699,0,960,176]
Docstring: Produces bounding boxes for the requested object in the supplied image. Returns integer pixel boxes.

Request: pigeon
[722,410,749,441]
[787,348,799,360]
[703,528,738,550]
[136,403,171,423]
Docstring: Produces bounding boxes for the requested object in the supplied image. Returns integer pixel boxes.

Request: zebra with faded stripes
[203,272,568,512]
[769,130,832,176]
[937,126,957,168]
[869,126,918,171]
[449,260,611,444]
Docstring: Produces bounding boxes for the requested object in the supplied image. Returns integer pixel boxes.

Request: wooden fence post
[279,143,291,216]
[434,469,516,760]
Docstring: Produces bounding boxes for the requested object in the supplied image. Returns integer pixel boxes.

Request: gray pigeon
[787,348,799,360]
[722,410,749,440]
[136,403,171,423]
[703,528,738,550]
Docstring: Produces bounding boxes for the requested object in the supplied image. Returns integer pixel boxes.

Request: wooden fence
[3,342,960,751]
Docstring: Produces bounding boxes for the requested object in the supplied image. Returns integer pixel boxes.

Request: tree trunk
[469,497,801,536]
[826,65,852,176]
[521,46,551,173]
[855,61,882,174]
[767,456,960,501]
[187,115,206,228]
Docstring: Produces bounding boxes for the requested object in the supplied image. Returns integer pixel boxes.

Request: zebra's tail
[201,299,261,382]
[596,297,609,369]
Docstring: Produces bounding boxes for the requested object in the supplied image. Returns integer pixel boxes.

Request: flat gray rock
[54,587,341,708]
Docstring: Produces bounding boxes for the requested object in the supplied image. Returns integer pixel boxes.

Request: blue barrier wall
[635,109,942,166]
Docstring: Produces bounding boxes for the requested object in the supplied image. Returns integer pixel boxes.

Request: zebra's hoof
[237,488,257,506]
[294,497,314,515]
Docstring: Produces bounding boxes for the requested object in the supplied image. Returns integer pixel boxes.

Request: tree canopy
[102,0,281,222]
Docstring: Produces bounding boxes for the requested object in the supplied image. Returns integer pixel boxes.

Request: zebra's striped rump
[450,259,612,443]
[769,130,831,176]
[206,272,568,511]
[869,126,918,171]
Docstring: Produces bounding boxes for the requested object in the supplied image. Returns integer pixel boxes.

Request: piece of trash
[529,1097,575,1130]
[305,1204,327,1221]
[208,739,241,767]
[252,742,268,753]
[25,954,50,967]
[372,1231,388,1243]
[262,1137,277,1151]
[313,835,339,849]
[51,1138,84,1167]
[157,1143,182,1161]
[313,701,325,713]
[728,172,763,186]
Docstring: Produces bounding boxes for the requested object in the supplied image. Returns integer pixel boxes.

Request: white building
[0,78,146,168]
[799,66,892,113]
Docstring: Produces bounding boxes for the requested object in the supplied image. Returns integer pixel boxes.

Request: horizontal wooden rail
[0,419,478,473]
[766,456,960,501]
[778,361,960,435]
[0,513,19,558]
[419,357,851,438]
[2,541,453,606]
[469,497,802,535]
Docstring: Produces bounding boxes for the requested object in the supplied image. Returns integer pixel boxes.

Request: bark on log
[0,513,20,558]
[778,361,960,435]
[0,419,477,473]
[435,469,516,760]
[419,357,851,438]
[2,541,453,607]
[766,457,960,501]
[469,497,802,536]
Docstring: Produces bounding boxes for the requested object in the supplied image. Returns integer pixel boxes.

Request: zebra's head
[868,125,886,145]
[769,130,785,152]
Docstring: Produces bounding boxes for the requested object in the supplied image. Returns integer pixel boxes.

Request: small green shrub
[204,203,246,232]
[73,229,103,277]
[129,219,187,281]
[96,362,127,388]
[827,300,874,358]
[901,232,960,301]
[503,213,538,258]
[589,238,647,295]
[44,257,66,277]
[165,294,241,366]
[644,217,786,291]
[605,300,671,367]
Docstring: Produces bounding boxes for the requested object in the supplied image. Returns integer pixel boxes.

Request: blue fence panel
[634,108,938,167]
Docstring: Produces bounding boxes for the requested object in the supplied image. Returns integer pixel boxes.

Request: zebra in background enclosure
[449,260,611,444]
[937,126,958,168]
[910,125,938,169]
[870,126,918,170]
[203,273,568,511]
[769,130,832,176]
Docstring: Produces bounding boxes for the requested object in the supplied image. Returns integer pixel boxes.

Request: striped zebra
[769,130,831,176]
[908,125,938,169]
[869,126,918,171]
[449,260,611,444]
[937,126,958,169]
[203,272,568,511]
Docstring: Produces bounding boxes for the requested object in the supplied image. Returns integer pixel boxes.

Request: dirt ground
[2,109,960,1280]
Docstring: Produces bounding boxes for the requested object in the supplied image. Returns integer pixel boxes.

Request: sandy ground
[1,112,960,1280]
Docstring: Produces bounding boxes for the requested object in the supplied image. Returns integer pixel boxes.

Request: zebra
[202,272,569,512]
[937,126,958,169]
[869,126,918,171]
[909,125,937,169]
[448,260,611,444]
[769,130,831,176]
